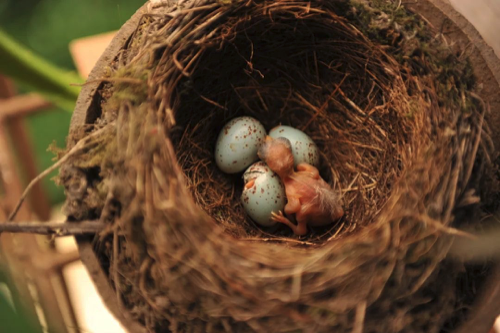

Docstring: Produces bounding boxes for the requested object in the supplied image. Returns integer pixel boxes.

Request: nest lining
[169,5,423,240]
[59,0,495,332]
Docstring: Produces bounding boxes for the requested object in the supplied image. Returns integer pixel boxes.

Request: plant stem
[0,28,83,111]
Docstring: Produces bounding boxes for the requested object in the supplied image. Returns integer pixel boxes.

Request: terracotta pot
[70,1,500,332]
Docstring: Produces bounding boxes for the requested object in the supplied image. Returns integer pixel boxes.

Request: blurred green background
[0,0,145,205]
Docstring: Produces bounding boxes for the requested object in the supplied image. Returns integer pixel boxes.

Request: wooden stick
[0,93,51,119]
[0,220,105,236]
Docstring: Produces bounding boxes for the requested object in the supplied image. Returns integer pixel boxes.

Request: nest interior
[60,0,497,332]
[170,1,422,240]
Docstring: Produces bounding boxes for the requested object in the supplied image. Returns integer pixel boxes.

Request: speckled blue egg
[269,125,320,167]
[241,162,286,227]
[215,117,267,174]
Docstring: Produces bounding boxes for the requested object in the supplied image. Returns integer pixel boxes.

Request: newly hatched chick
[258,136,344,235]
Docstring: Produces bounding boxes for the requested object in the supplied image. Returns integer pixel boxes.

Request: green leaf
[0,28,82,112]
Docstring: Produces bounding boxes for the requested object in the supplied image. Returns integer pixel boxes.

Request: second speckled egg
[241,162,286,227]
[269,125,320,167]
[215,117,267,174]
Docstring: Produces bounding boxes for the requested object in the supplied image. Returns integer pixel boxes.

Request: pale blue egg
[269,125,320,167]
[215,117,267,174]
[241,162,286,227]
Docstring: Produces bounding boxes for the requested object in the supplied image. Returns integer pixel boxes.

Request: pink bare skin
[258,136,344,236]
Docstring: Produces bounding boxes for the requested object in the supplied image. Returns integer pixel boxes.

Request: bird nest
[60,0,496,332]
